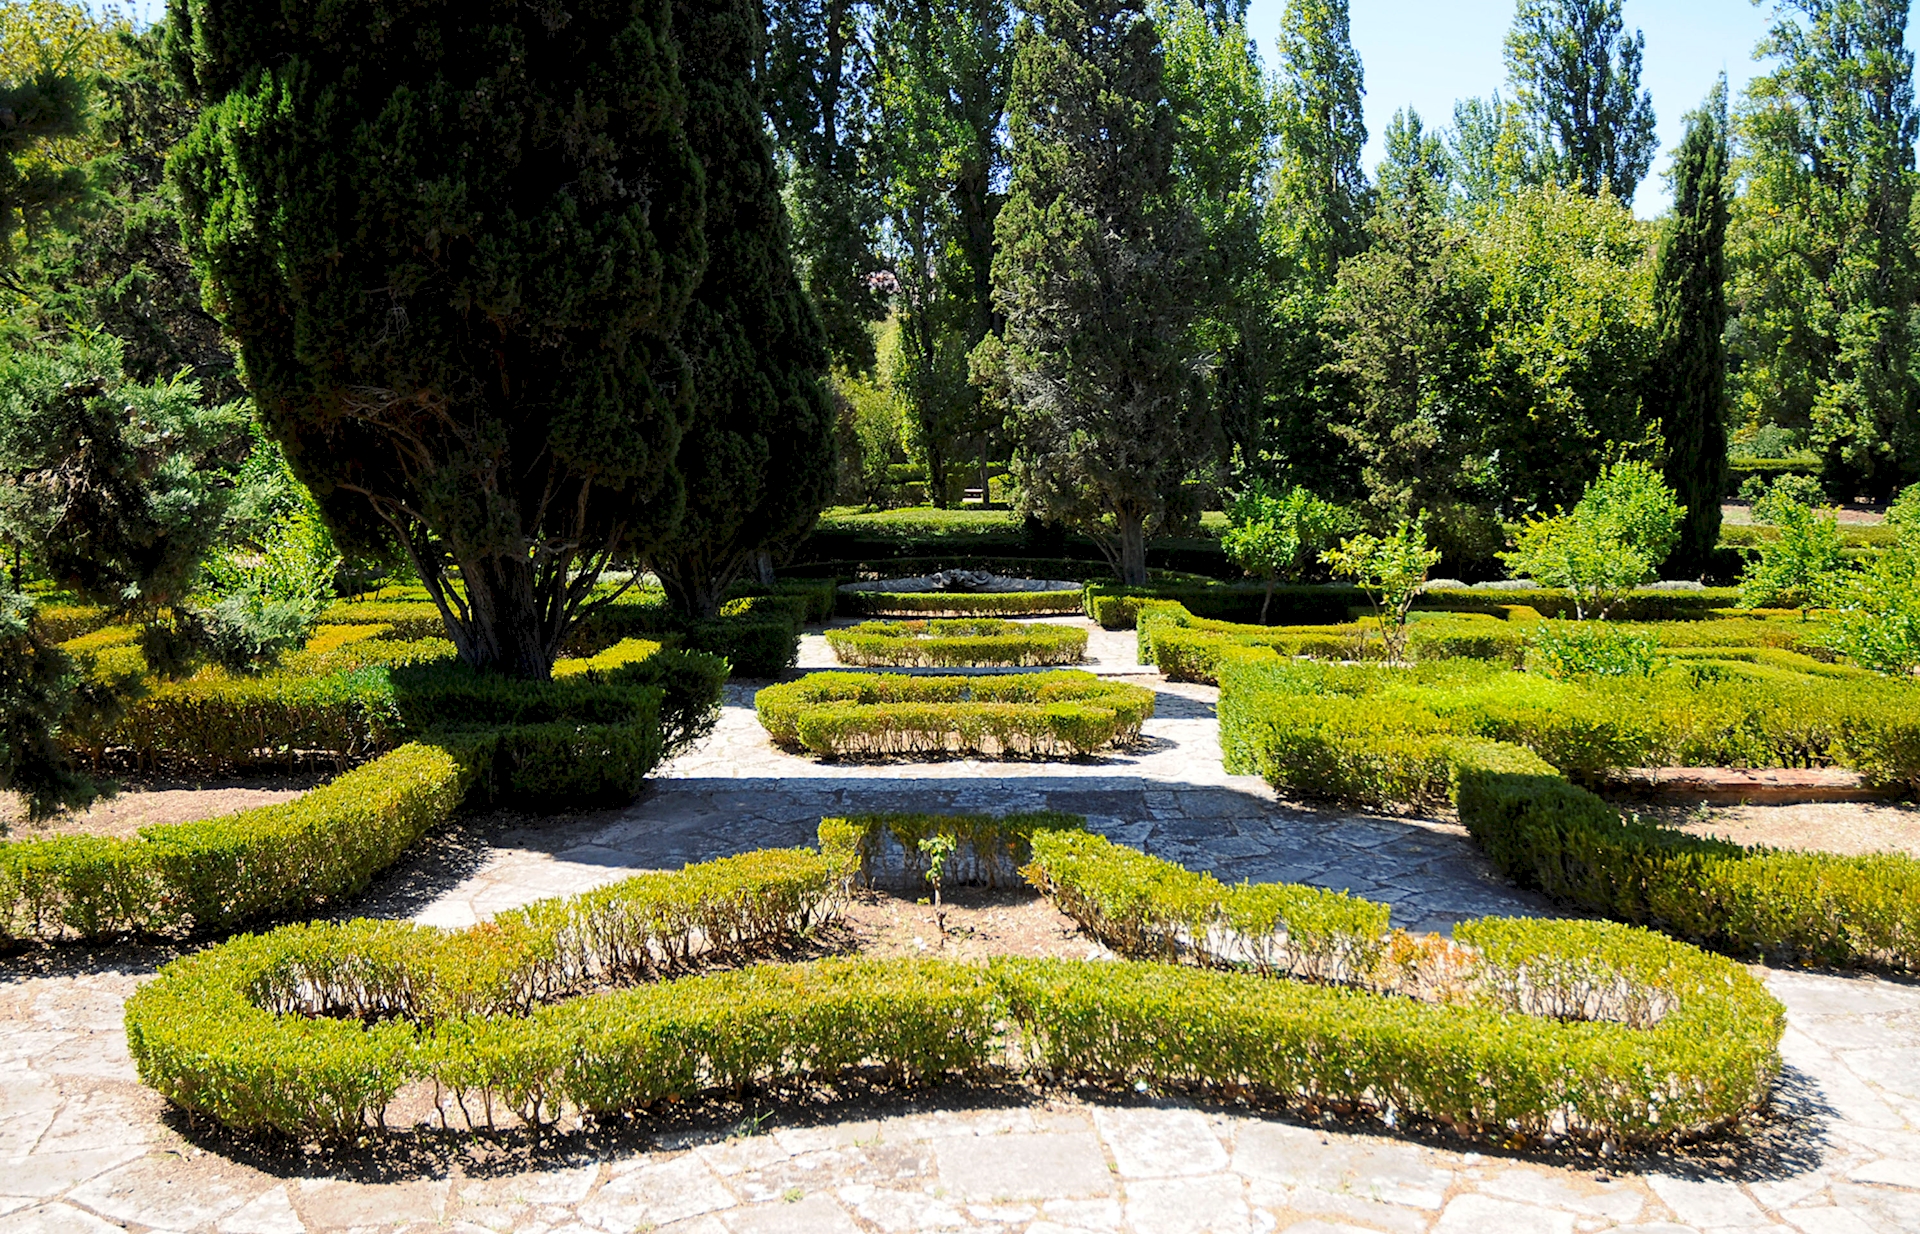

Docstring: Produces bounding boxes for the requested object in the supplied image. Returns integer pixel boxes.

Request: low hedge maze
[826,619,1088,668]
[755,670,1155,758]
[837,587,1087,619]
[125,813,1785,1148]
[1084,582,1749,630]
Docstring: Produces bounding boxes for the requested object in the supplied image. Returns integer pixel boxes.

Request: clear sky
[1242,0,1920,217]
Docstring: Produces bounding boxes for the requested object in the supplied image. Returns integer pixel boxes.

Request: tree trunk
[658,561,730,620]
[1115,513,1149,588]
[1261,578,1275,625]
[455,556,555,679]
[755,549,777,587]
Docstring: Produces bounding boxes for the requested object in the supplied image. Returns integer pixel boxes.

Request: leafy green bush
[827,619,1088,667]
[756,671,1155,757]
[1526,622,1659,678]
[839,587,1085,618]
[1500,462,1686,620]
[1740,495,1850,617]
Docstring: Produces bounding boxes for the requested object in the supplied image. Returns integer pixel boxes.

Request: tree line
[0,0,1914,672]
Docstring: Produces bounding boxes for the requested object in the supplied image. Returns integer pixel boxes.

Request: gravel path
[2,620,1918,1234]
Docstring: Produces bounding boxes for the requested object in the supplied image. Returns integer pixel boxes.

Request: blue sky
[1243,0,1920,217]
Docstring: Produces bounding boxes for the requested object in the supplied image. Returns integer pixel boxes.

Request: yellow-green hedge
[756,671,1154,757]
[827,619,1088,667]
[841,588,1084,618]
[820,810,1086,890]
[1215,644,1920,970]
[123,821,1783,1146]
[0,743,465,940]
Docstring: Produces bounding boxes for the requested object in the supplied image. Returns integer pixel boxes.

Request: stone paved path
[3,620,1919,1233]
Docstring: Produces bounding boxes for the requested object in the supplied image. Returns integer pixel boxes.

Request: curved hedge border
[2,642,728,942]
[1085,583,1747,630]
[755,671,1155,757]
[827,619,1088,668]
[125,818,1783,1146]
[1212,644,1920,970]
[821,809,1087,889]
[838,587,1085,618]
[1139,603,1535,674]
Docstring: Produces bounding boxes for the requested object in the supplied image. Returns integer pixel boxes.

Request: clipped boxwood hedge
[1213,643,1920,970]
[755,670,1155,757]
[820,810,1087,890]
[2,641,727,942]
[124,818,1783,1146]
[1139,603,1535,676]
[827,619,1088,668]
[838,586,1086,618]
[1086,582,1747,631]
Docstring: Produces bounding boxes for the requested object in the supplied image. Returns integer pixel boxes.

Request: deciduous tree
[1503,0,1657,202]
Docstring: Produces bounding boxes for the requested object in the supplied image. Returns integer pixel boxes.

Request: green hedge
[124,821,1782,1145]
[1088,583,1747,631]
[36,602,113,643]
[1140,604,1535,677]
[1214,644,1920,970]
[820,810,1086,889]
[755,671,1155,757]
[839,587,1085,618]
[2,642,728,942]
[827,619,1088,667]
[727,577,839,623]
[1,743,466,940]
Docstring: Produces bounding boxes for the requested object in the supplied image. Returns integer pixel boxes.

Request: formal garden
[5,0,1920,1230]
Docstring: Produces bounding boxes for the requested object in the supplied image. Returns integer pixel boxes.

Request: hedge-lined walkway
[2,618,1919,1232]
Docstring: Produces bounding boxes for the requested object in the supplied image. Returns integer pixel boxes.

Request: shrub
[0,743,465,940]
[839,587,1085,618]
[1220,484,1356,622]
[1500,462,1686,620]
[755,671,1155,758]
[1740,496,1850,618]
[1526,622,1659,679]
[124,826,1783,1147]
[826,619,1088,667]
[1321,517,1443,663]
[1213,643,1920,969]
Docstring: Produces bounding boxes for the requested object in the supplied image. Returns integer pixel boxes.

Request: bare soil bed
[1633,798,1920,858]
[1,779,318,841]
[836,884,1105,963]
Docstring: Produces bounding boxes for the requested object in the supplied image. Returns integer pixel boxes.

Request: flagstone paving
[2,620,1919,1233]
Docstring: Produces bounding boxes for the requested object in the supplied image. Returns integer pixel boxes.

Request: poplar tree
[166,0,706,680]
[988,0,1209,586]
[652,0,836,618]
[1731,0,1918,497]
[1272,0,1367,280]
[1648,83,1730,572]
[1504,0,1657,202]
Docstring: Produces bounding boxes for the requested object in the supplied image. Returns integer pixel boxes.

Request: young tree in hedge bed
[649,0,835,620]
[165,0,706,680]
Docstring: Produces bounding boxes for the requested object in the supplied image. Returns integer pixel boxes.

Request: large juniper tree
[1648,83,1730,572]
[1504,0,1657,202]
[165,0,706,679]
[986,0,1209,586]
[650,0,836,618]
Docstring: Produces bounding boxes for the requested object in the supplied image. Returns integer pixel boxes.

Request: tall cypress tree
[1650,83,1730,572]
[652,0,836,618]
[986,0,1208,586]
[1272,0,1367,281]
[167,0,706,679]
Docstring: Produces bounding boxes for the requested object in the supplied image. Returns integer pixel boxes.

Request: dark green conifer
[165,0,706,679]
[987,0,1209,587]
[651,0,835,617]
[1649,83,1730,572]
